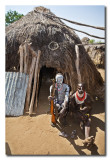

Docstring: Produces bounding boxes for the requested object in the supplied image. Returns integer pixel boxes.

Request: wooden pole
[34,66,40,112]
[25,57,36,111]
[24,43,29,74]
[28,44,37,58]
[75,45,81,83]
[19,44,24,73]
[29,50,41,116]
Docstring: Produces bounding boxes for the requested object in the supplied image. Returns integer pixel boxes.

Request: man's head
[55,73,63,85]
[77,83,84,94]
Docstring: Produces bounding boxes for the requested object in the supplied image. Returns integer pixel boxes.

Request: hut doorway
[37,66,57,114]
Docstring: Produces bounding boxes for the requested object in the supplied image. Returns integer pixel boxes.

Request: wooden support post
[75,45,81,83]
[24,43,29,74]
[19,45,24,73]
[28,44,37,58]
[25,57,36,111]
[34,66,40,112]
[29,50,41,116]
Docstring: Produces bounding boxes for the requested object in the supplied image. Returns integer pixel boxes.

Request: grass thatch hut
[6,6,104,113]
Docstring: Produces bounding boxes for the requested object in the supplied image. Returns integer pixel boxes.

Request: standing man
[48,73,70,127]
[69,83,94,147]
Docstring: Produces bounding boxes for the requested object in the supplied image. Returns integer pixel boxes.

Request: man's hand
[48,96,55,101]
[80,106,87,111]
[59,106,66,118]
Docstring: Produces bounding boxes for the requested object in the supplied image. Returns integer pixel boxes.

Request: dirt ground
[5,69,105,156]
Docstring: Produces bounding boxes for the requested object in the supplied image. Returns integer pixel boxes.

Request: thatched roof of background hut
[5,6,104,99]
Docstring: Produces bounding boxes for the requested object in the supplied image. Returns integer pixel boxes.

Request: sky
[5,5,105,42]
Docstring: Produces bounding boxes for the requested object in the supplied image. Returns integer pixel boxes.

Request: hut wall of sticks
[6,6,105,114]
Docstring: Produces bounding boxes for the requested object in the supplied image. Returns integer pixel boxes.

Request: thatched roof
[81,37,90,44]
[5,6,104,99]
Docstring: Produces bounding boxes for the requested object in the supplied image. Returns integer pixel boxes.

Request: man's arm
[80,94,92,113]
[58,85,70,116]
[64,85,70,104]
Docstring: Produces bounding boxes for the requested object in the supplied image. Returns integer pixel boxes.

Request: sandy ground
[5,69,105,156]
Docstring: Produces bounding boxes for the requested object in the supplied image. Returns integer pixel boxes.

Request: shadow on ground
[6,142,11,155]
[52,109,105,155]
[92,100,105,114]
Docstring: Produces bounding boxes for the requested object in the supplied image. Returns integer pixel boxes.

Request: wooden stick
[34,66,40,112]
[28,44,37,58]
[24,43,29,74]
[75,45,81,83]
[25,57,36,111]
[19,44,24,73]
[77,43,105,46]
[35,11,105,30]
[29,50,41,115]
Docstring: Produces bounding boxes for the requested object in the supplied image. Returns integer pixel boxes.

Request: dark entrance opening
[39,66,57,86]
[37,66,57,114]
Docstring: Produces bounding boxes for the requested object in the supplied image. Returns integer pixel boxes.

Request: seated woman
[69,83,95,148]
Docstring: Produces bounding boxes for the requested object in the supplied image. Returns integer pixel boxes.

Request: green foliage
[89,39,95,44]
[89,39,103,44]
[5,10,24,26]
